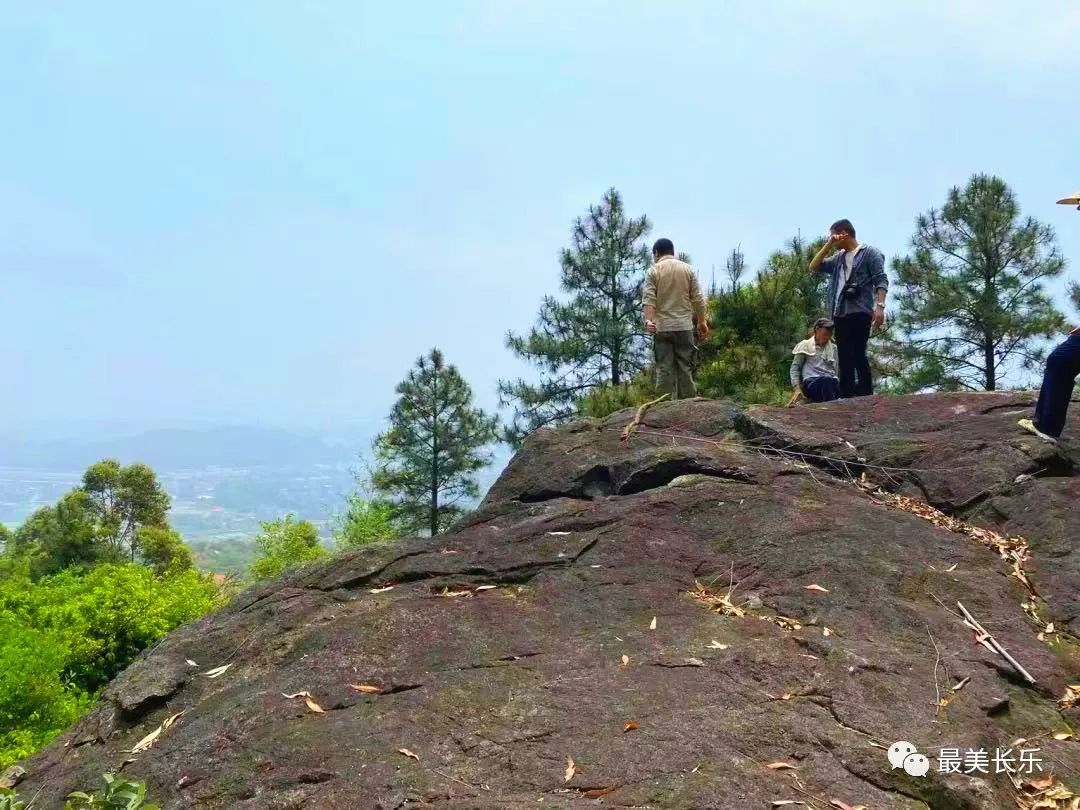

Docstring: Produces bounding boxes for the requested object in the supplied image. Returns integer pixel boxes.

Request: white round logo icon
[887,741,918,770]
[903,753,930,777]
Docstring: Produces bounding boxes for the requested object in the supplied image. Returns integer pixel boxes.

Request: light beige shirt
[642,256,706,333]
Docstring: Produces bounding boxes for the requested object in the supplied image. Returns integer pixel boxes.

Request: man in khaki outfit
[642,238,709,399]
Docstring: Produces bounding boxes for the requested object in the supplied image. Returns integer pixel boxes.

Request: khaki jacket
[642,256,706,332]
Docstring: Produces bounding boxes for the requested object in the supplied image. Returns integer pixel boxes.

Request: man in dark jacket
[808,219,889,397]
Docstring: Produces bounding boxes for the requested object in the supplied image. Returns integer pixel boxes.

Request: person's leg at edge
[834,316,857,398]
[1033,335,1080,437]
[803,376,841,403]
[673,330,697,400]
[654,331,677,398]
[849,312,873,396]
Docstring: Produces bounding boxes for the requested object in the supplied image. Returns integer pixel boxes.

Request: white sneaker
[1018,418,1057,444]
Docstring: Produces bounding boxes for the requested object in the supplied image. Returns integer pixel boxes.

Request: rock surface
[18,393,1080,809]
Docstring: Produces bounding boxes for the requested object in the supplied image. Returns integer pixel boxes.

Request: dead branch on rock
[620,393,669,441]
[956,601,1037,686]
[927,627,943,714]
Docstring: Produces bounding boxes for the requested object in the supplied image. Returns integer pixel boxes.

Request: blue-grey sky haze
[3,1,1078,440]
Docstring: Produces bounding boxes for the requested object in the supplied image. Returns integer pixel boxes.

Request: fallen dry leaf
[185,659,197,667]
[766,761,796,770]
[1027,775,1055,791]
[439,548,459,554]
[773,615,802,631]
[474,585,497,592]
[564,756,576,782]
[822,627,832,637]
[946,563,958,572]
[771,802,805,808]
[690,582,746,617]
[546,531,571,536]
[1052,731,1075,741]
[951,676,971,692]
[397,747,419,761]
[649,616,657,630]
[203,663,232,679]
[583,786,617,798]
[369,585,394,594]
[129,711,184,754]
[282,691,324,713]
[780,693,794,701]
[830,801,867,810]
[1045,622,1056,634]
[803,584,829,594]
[130,726,161,754]
[1061,684,1080,709]
[707,640,729,650]
[350,683,383,694]
[439,587,473,598]
[623,720,639,732]
[620,654,630,667]
[161,711,184,731]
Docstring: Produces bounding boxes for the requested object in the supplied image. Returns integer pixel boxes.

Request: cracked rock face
[18,394,1080,809]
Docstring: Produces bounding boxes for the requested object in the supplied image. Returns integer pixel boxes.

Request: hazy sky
[3,1,1078,439]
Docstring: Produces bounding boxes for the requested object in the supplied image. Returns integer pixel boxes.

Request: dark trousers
[1034,334,1080,438]
[803,376,841,403]
[834,312,873,398]
[654,330,697,400]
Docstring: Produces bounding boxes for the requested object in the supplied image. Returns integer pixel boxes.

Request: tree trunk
[610,272,620,385]
[430,480,438,536]
[983,334,996,391]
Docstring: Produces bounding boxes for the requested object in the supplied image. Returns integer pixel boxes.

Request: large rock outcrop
[17,393,1080,809]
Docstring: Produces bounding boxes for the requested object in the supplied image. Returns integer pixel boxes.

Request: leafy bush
[0,565,221,768]
[333,495,401,549]
[249,515,327,581]
[576,374,659,420]
[0,619,92,766]
[66,773,158,809]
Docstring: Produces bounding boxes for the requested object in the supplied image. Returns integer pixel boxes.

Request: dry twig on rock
[956,601,1037,685]
[620,393,670,441]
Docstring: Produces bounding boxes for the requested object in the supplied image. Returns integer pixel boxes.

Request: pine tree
[725,245,746,293]
[891,175,1066,391]
[372,349,498,536]
[498,188,651,444]
[696,235,825,403]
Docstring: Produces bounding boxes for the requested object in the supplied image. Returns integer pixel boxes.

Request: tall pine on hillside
[498,188,651,444]
[890,174,1066,391]
[372,349,498,536]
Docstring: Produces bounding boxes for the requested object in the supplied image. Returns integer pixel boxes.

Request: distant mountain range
[0,427,359,471]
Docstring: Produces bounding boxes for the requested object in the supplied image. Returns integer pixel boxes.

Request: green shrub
[0,565,222,768]
[66,774,158,809]
[0,619,92,767]
[333,496,400,550]
[249,515,327,581]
